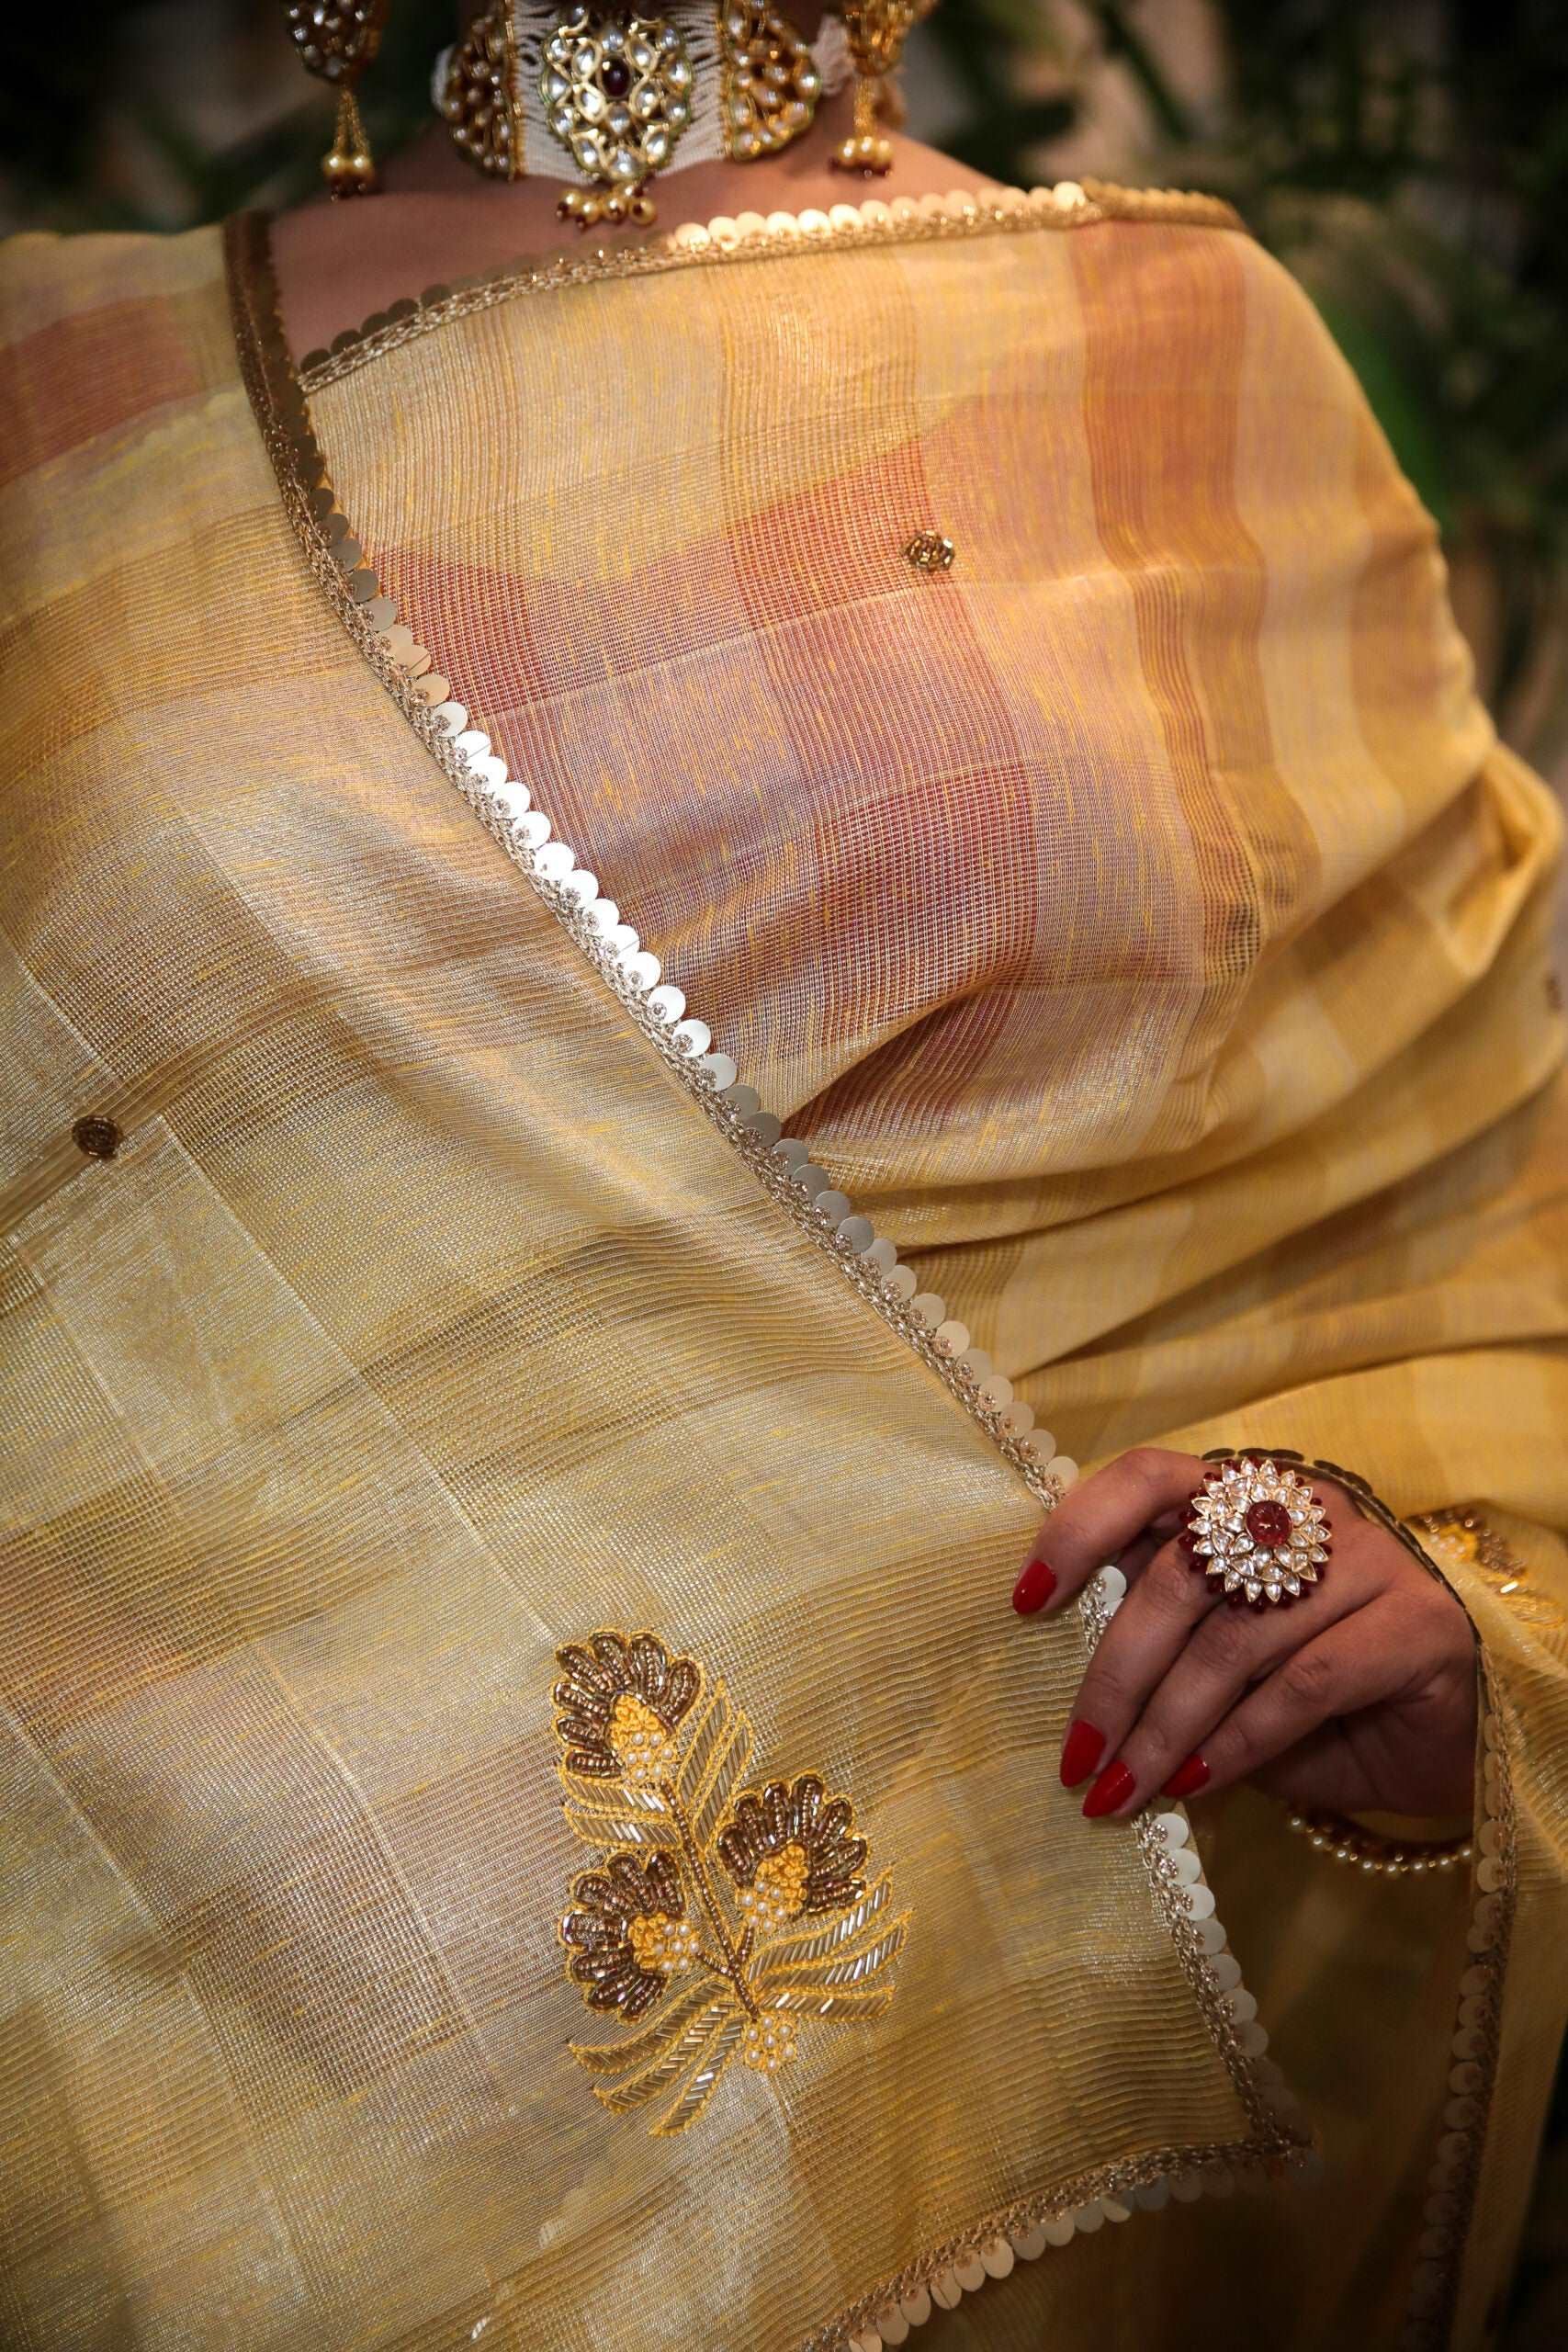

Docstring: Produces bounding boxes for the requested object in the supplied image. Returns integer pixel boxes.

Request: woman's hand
[1012,1446,1477,1820]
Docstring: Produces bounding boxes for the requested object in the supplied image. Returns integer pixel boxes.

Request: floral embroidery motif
[561,1851,699,2019]
[1412,1507,1564,1631]
[554,1630,701,1782]
[553,1630,908,2135]
[718,1775,868,1929]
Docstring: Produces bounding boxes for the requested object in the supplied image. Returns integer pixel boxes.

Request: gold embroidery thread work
[1412,1505,1564,1631]
[553,1630,909,2134]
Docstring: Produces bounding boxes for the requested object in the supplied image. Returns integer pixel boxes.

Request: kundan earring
[281,0,389,196]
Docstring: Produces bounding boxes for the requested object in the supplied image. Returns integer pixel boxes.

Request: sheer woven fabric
[0,200,1563,2350]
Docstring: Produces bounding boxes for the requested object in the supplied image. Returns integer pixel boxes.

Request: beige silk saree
[2,179,1567,2349]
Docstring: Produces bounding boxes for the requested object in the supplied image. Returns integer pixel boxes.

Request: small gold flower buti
[71,1114,122,1160]
[552,1630,909,2135]
[904,529,955,573]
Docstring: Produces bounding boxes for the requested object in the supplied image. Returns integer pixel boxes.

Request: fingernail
[1082,1758,1136,1818]
[1012,1556,1057,1615]
[1059,1719,1105,1788]
[1162,1753,1210,1800]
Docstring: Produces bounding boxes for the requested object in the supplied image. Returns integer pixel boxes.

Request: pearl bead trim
[1284,1808,1472,1876]
[295,175,1247,393]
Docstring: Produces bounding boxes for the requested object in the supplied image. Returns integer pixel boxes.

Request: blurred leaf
[1310,295,1455,532]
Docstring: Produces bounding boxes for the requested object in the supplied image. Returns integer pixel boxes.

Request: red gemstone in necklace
[602,60,632,97]
[1244,1498,1292,1548]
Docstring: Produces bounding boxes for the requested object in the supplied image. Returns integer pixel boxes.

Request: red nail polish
[1162,1753,1210,1800]
[1082,1758,1136,1818]
[1012,1556,1057,1615]
[1059,1719,1106,1788]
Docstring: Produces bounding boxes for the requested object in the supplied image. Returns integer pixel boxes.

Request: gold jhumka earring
[830,1,931,175]
[718,5,825,163]
[282,0,389,197]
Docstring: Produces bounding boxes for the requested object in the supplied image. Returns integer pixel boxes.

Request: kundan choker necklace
[434,6,861,226]
[285,4,935,217]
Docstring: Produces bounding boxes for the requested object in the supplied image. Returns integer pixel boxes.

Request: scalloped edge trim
[1401,1655,1515,2351]
[295,175,1247,392]
[807,1745,1312,2350]
[227,207,1315,2352]
[1191,1450,1517,2351]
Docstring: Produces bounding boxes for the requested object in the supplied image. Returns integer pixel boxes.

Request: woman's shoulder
[0,220,227,344]
[0,222,240,491]
[1044,177,1370,410]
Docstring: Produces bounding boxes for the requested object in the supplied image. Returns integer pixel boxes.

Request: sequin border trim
[227,209,1313,2349]
[1198,1448,1516,2352]
[294,175,1247,392]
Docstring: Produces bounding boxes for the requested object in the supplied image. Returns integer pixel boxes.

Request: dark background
[3,6,1565,2335]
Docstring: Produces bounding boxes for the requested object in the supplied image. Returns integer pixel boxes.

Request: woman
[2,4,1564,2346]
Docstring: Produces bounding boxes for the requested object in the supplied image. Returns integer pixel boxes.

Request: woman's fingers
[1064,1486,1384,1802]
[1012,1446,1203,1616]
[1059,1533,1219,1788]
[1013,1445,1480,1821]
[1084,1600,1414,1817]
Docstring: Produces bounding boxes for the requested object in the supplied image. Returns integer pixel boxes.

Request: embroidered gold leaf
[551,1627,909,2138]
[754,1917,908,2000]
[568,1979,721,2077]
[559,1770,669,1818]
[560,1784,682,1851]
[591,1997,735,2115]
[762,1985,898,2020]
[685,1683,753,1850]
[760,1871,895,1973]
[671,1677,728,1807]
[654,2008,748,2136]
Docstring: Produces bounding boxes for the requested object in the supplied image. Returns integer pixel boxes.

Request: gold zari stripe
[226,204,1335,2352]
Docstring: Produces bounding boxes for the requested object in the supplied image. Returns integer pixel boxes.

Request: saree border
[292,175,1247,397]
[228,203,1319,2348]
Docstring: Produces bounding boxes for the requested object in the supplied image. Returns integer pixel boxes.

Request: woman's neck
[269,83,996,356]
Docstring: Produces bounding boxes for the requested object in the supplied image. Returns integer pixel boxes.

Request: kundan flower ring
[1182,1454,1332,1608]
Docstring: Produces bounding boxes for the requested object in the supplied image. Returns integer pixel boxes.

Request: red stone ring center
[1243,1498,1292,1548]
[1183,1457,1332,1608]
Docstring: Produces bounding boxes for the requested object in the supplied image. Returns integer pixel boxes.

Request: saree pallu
[0,188,1565,2349]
